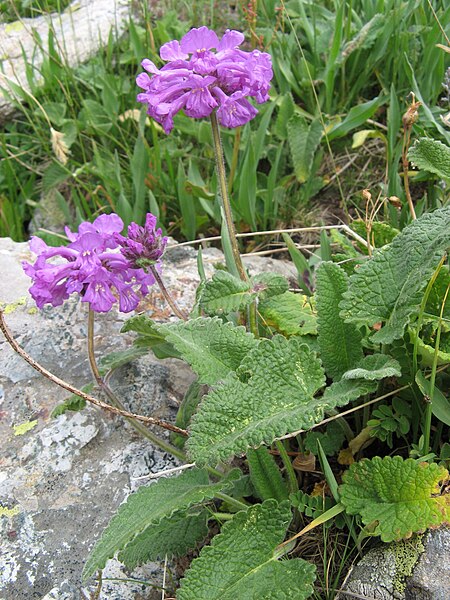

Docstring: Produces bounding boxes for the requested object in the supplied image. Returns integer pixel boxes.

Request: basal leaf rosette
[339,456,450,542]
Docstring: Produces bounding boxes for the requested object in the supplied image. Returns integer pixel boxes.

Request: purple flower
[136,26,273,133]
[23,213,161,313]
[115,213,168,271]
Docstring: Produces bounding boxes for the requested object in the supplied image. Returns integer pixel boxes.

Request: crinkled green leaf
[121,315,180,359]
[156,317,258,385]
[342,354,402,381]
[321,378,378,408]
[187,336,327,466]
[118,509,209,568]
[251,272,289,300]
[51,386,90,417]
[340,456,450,542]
[351,220,400,250]
[287,115,323,183]
[304,421,345,456]
[247,447,289,502]
[82,468,239,580]
[340,207,450,344]
[200,271,253,314]
[177,500,316,600]
[316,262,363,380]
[408,138,450,180]
[99,346,147,373]
[259,292,317,336]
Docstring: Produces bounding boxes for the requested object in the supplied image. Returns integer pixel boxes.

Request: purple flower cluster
[136,26,273,133]
[23,213,166,313]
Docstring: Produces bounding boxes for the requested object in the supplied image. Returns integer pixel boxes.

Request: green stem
[215,492,249,512]
[210,111,248,282]
[422,282,450,455]
[87,309,186,461]
[275,440,298,494]
[413,256,446,444]
[210,512,235,521]
[248,302,259,338]
[228,126,241,194]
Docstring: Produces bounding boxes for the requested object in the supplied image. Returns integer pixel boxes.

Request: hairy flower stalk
[210,110,247,281]
[136,26,272,285]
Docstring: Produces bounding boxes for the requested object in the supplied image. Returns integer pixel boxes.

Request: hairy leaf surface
[251,272,289,299]
[316,262,363,380]
[342,354,402,381]
[259,292,317,336]
[200,271,253,314]
[177,500,316,600]
[408,138,450,180]
[287,114,323,183]
[156,317,258,385]
[320,378,378,407]
[187,336,327,466]
[340,207,450,344]
[247,447,289,502]
[121,315,179,359]
[340,456,450,542]
[119,509,209,568]
[83,468,238,579]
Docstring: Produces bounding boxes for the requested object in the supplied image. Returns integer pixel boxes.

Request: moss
[392,534,425,595]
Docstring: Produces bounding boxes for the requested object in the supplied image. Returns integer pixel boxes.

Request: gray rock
[0,236,296,599]
[0,0,133,123]
[339,529,450,600]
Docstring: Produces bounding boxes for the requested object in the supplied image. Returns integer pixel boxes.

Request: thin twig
[0,310,187,436]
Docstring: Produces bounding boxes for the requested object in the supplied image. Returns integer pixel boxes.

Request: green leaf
[247,447,289,502]
[42,161,69,193]
[200,271,253,315]
[351,220,400,250]
[327,97,384,141]
[187,336,326,466]
[341,354,402,381]
[281,233,311,295]
[172,380,203,449]
[340,456,450,542]
[51,386,90,417]
[408,138,450,180]
[415,371,450,427]
[304,421,345,456]
[259,292,317,336]
[119,509,209,568]
[99,347,147,373]
[320,378,378,408]
[316,262,363,380]
[156,317,259,385]
[121,315,179,359]
[82,468,238,580]
[287,116,323,183]
[177,500,316,600]
[251,272,289,300]
[340,207,450,344]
